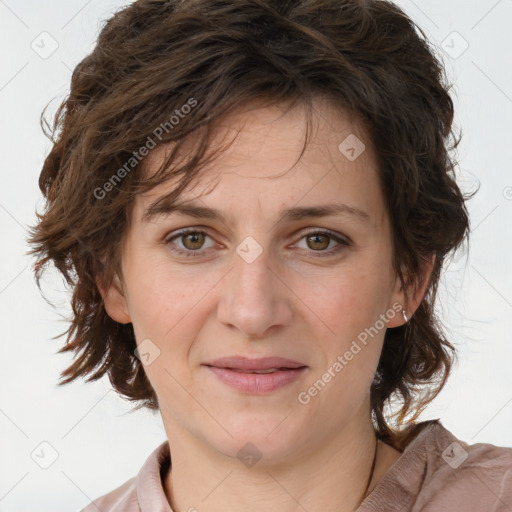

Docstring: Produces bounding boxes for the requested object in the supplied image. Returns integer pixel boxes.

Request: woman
[28,0,512,510]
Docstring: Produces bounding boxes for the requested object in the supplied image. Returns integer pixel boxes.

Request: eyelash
[164,228,350,259]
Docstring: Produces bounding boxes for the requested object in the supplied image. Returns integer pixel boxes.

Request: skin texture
[99,99,431,512]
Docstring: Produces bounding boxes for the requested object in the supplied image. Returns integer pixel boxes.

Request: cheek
[126,254,195,331]
[125,260,215,366]
[301,269,391,404]
[126,274,199,397]
[308,263,393,339]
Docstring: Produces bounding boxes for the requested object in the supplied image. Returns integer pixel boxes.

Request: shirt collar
[137,440,173,512]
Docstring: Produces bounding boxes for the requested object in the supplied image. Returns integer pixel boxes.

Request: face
[102,99,409,463]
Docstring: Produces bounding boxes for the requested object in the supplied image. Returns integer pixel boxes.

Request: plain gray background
[1,0,511,510]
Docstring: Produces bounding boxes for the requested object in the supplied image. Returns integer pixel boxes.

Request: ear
[386,253,435,328]
[96,272,132,324]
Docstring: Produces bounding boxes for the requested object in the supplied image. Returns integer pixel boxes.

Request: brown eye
[294,229,350,258]
[306,233,330,251]
[181,232,206,250]
[165,229,215,258]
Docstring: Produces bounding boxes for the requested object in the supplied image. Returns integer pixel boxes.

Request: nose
[217,240,293,340]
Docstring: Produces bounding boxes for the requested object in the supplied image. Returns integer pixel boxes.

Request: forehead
[132,99,384,226]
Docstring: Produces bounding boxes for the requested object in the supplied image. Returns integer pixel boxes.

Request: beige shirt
[81,419,512,511]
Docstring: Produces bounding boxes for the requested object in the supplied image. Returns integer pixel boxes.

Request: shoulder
[359,419,512,512]
[80,476,138,512]
[412,420,512,511]
[80,440,171,512]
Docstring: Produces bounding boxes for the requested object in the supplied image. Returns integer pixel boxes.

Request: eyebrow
[142,197,370,225]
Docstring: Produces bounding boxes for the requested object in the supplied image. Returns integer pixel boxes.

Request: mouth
[203,356,308,393]
[215,367,303,374]
[203,356,307,371]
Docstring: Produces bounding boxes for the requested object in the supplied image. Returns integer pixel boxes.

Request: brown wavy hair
[27,0,471,446]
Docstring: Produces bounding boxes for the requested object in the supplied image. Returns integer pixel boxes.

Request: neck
[162,409,383,512]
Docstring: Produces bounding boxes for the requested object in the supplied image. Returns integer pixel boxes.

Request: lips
[203,356,307,372]
[203,356,308,393]
[227,368,285,374]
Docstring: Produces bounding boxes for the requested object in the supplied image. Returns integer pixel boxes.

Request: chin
[209,412,307,464]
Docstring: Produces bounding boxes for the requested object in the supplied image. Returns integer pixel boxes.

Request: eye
[164,227,350,259]
[165,229,216,258]
[293,229,350,257]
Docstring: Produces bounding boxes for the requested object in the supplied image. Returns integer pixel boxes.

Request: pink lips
[203,356,308,394]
